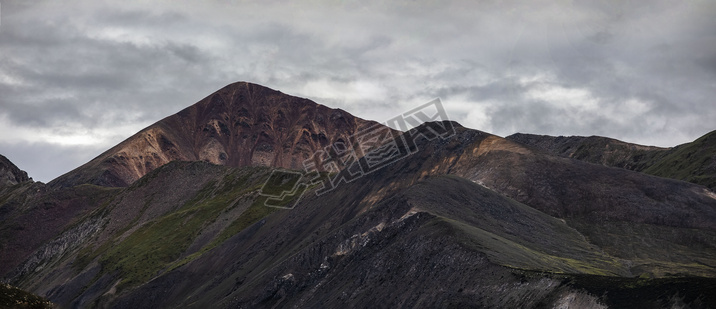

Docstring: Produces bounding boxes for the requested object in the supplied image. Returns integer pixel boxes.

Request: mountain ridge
[507,131,716,191]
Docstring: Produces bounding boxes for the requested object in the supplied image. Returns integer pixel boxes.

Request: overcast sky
[1,0,715,182]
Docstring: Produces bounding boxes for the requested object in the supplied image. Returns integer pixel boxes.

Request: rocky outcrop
[0,182,116,278]
[0,155,31,187]
[6,216,106,285]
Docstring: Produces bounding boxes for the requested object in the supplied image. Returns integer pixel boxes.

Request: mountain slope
[50,82,388,188]
[0,283,53,309]
[113,174,625,308]
[11,162,624,308]
[0,181,117,277]
[374,123,716,230]
[360,123,716,276]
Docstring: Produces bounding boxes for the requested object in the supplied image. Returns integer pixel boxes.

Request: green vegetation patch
[167,195,279,272]
[208,195,277,248]
[441,218,623,276]
[567,220,716,278]
[94,167,272,290]
[643,130,716,190]
[166,172,328,272]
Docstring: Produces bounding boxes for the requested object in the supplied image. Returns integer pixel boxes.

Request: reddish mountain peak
[51,82,388,187]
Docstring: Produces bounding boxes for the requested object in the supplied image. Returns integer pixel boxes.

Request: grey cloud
[0,0,714,181]
[0,6,225,131]
[0,141,107,183]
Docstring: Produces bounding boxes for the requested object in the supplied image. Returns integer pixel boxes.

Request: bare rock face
[0,155,31,187]
[50,82,387,187]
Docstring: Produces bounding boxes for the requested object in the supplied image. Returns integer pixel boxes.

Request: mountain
[507,131,716,191]
[50,82,388,188]
[0,81,389,292]
[2,83,716,308]
[0,155,31,187]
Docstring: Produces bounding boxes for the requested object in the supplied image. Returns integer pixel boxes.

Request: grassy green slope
[79,166,279,291]
[643,130,716,191]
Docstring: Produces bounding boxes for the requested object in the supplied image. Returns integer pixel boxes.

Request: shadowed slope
[0,283,53,308]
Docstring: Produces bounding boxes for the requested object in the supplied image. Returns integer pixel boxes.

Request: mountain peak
[50,82,388,187]
[414,120,463,129]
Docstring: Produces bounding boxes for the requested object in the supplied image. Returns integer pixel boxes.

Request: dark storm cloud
[0,0,714,181]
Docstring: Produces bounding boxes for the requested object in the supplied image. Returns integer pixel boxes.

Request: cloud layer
[1,0,715,182]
